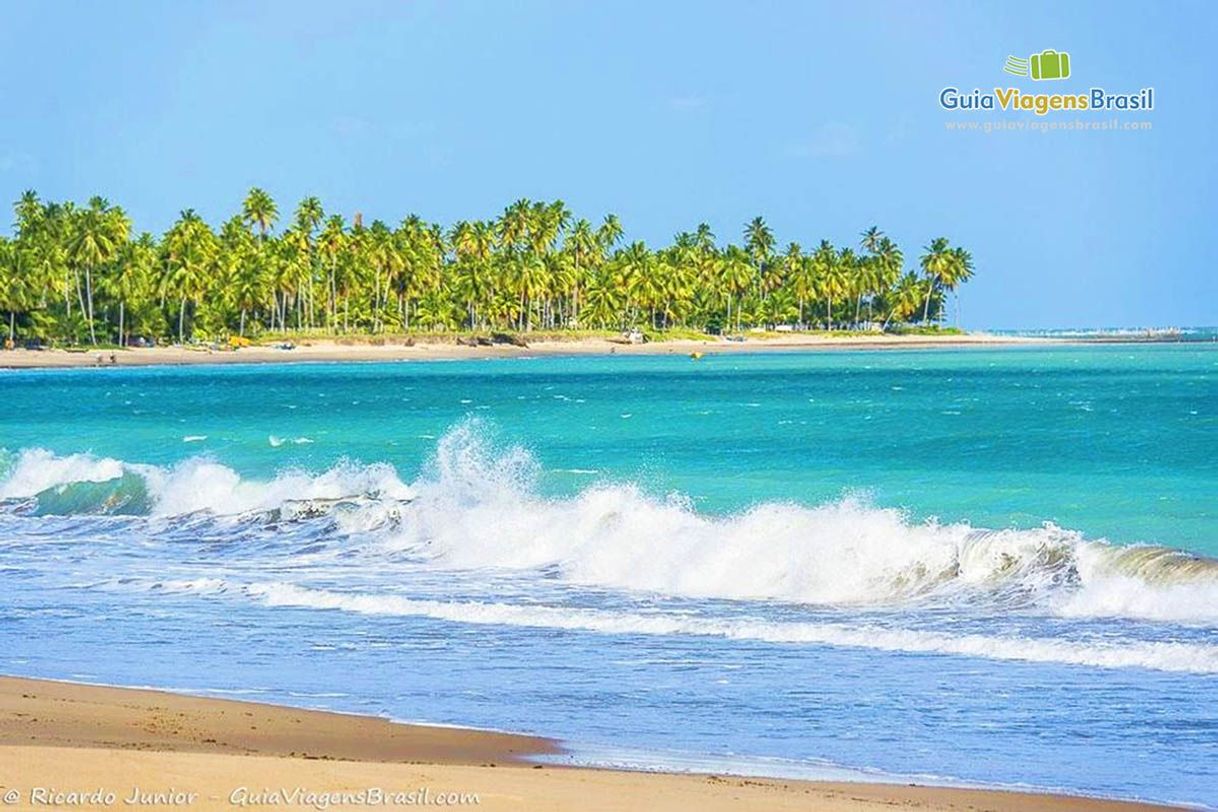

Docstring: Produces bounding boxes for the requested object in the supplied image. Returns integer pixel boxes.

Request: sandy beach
[0,677,1175,811]
[0,333,1054,370]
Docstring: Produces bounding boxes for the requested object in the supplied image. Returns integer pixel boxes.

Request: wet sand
[0,676,1176,811]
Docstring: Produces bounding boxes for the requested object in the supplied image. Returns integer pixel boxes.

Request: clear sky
[1,0,1214,328]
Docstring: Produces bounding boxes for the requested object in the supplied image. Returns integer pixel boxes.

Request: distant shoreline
[0,675,1175,811]
[0,332,1076,370]
[2,331,1208,371]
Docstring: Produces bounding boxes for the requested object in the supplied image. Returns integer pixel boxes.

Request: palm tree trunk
[85,267,97,344]
[922,283,933,323]
[329,262,337,333]
[8,310,14,342]
[178,298,187,342]
[75,272,88,336]
[240,309,247,337]
[373,272,382,332]
[118,301,125,347]
[825,296,832,330]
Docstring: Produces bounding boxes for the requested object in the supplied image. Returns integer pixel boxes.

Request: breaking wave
[0,447,413,517]
[3,423,1217,627]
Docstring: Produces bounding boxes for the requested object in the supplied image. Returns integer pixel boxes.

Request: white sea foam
[156,577,230,594]
[0,449,127,499]
[269,435,314,447]
[4,424,1217,627]
[367,424,1218,625]
[0,448,414,517]
[144,458,411,516]
[245,582,1218,674]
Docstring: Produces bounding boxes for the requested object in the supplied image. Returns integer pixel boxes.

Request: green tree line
[0,189,975,345]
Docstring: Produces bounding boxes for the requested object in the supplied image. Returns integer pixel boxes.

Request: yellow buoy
[690,352,704,360]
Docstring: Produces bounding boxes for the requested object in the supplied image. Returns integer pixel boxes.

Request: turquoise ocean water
[1,344,1215,805]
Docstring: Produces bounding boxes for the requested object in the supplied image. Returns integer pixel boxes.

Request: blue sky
[1,0,1214,328]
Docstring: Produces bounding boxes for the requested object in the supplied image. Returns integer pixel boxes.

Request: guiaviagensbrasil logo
[1004,49,1071,81]
[940,49,1153,117]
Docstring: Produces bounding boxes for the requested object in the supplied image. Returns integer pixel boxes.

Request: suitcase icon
[1030,49,1070,81]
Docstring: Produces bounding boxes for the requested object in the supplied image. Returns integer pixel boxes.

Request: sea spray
[3,422,1218,625]
[0,448,127,499]
[0,447,414,517]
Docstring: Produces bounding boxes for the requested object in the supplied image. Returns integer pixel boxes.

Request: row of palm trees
[0,189,975,345]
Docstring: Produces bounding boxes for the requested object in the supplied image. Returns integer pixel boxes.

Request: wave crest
[0,448,414,517]
[3,425,1217,626]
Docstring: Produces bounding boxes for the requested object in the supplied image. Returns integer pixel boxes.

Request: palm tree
[944,246,974,327]
[498,199,531,251]
[294,196,324,234]
[515,254,549,331]
[465,220,497,328]
[107,233,156,345]
[564,219,598,327]
[745,217,775,263]
[66,197,129,344]
[658,235,698,328]
[597,214,623,253]
[885,272,927,328]
[858,227,891,326]
[450,220,477,328]
[920,237,953,323]
[860,226,884,255]
[317,215,346,332]
[614,241,654,328]
[14,190,44,239]
[719,245,754,332]
[0,238,31,343]
[365,222,403,333]
[582,274,621,328]
[289,197,324,329]
[835,247,863,326]
[782,242,811,326]
[232,255,265,337]
[242,188,278,241]
[162,210,217,342]
[811,241,841,329]
[1,191,976,342]
[744,216,775,300]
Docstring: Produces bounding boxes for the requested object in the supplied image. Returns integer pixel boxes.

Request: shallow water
[1,345,1215,805]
